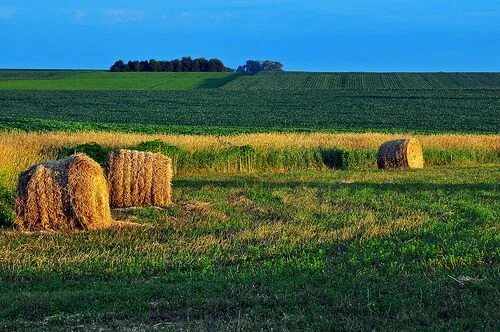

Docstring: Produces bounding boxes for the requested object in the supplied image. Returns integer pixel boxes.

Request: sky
[0,0,499,72]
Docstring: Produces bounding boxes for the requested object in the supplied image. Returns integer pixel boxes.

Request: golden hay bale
[377,138,424,169]
[107,149,173,208]
[16,153,112,231]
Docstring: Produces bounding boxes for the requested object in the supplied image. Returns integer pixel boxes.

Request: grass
[0,72,240,90]
[0,167,498,330]
[0,89,499,134]
[0,131,497,189]
[0,70,87,80]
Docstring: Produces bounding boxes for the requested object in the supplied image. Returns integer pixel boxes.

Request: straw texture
[377,138,424,169]
[16,153,112,231]
[107,149,173,208]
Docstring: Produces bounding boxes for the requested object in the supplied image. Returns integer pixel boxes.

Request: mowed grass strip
[0,168,498,330]
[0,70,87,80]
[0,72,240,90]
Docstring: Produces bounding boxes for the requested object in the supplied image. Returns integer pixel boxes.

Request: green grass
[1,167,498,330]
[222,72,500,90]
[0,70,87,80]
[1,90,498,134]
[0,72,240,90]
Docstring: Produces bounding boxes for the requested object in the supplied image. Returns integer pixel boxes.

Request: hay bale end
[377,138,424,169]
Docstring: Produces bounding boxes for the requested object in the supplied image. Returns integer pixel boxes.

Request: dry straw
[377,138,424,169]
[15,153,112,231]
[107,149,173,208]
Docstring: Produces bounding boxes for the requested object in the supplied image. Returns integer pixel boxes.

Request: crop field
[0,89,499,134]
[0,71,499,330]
[222,72,500,90]
[0,71,239,90]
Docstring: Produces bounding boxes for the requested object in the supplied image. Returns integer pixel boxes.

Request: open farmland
[0,71,499,330]
[0,71,239,90]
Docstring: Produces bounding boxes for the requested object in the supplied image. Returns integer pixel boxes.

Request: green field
[1,168,498,330]
[0,71,239,90]
[2,71,500,91]
[222,72,500,90]
[0,71,498,134]
[0,89,498,134]
[0,70,86,80]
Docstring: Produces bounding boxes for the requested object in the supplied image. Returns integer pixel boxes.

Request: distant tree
[128,60,142,72]
[140,60,151,72]
[236,60,284,74]
[110,57,230,72]
[165,61,174,72]
[149,59,160,72]
[181,57,193,72]
[208,59,225,72]
[110,60,127,72]
[192,59,201,72]
[261,60,283,72]
[198,58,209,72]
[172,59,181,72]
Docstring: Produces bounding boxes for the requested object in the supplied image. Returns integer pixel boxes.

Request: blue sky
[0,0,499,71]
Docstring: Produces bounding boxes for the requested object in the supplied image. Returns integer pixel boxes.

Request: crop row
[222,72,500,90]
[0,90,498,134]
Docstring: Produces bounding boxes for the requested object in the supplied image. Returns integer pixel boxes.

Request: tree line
[110,57,230,72]
[236,60,284,74]
[110,57,285,74]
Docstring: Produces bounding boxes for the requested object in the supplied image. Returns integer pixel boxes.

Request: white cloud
[72,9,86,23]
[178,10,237,21]
[464,11,499,18]
[102,9,146,24]
[0,7,16,19]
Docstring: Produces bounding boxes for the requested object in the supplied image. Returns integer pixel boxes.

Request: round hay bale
[107,149,173,208]
[15,153,112,231]
[377,138,424,169]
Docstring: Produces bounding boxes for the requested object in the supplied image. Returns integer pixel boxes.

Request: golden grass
[0,131,498,189]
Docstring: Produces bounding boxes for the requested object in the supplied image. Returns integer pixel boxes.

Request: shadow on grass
[195,74,241,89]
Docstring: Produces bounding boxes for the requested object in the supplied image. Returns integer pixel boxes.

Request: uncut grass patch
[424,149,500,166]
[0,184,14,227]
[56,141,500,175]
